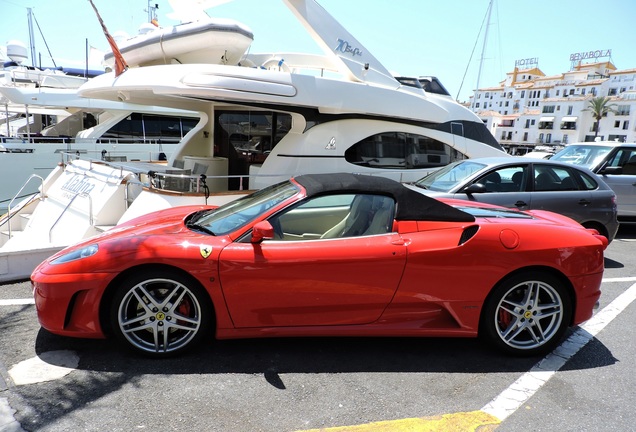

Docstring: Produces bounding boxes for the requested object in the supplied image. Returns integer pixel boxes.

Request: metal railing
[1,135,180,147]
[49,192,93,243]
[6,174,44,239]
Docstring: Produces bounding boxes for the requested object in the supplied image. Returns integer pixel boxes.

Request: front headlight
[50,244,99,265]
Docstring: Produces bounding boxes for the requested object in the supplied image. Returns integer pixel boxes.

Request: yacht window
[344,132,466,169]
[215,110,293,190]
[101,113,196,143]
[217,111,292,165]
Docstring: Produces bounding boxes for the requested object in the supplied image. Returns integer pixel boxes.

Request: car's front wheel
[110,269,212,358]
[481,272,572,356]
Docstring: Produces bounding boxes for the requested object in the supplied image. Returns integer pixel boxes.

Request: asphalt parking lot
[1,224,635,431]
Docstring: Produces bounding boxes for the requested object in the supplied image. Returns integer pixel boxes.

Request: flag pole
[87,0,128,76]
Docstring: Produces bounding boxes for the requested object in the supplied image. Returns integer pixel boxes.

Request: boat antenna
[87,0,128,76]
[146,1,160,26]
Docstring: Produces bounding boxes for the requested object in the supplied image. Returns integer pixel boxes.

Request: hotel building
[468,56,636,154]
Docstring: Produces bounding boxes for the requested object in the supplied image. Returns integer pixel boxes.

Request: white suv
[551,141,636,221]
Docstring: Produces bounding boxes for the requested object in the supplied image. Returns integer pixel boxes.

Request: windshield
[551,145,613,169]
[413,161,486,192]
[189,181,299,235]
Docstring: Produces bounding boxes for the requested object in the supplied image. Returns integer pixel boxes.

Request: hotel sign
[570,49,612,62]
[515,57,538,67]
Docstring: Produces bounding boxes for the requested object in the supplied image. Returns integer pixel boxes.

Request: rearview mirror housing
[599,166,622,175]
[251,220,275,243]
[463,183,487,194]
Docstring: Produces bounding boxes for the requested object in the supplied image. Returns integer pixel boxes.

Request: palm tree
[585,96,617,138]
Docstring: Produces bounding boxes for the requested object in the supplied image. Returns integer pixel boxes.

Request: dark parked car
[550,141,636,221]
[408,157,619,241]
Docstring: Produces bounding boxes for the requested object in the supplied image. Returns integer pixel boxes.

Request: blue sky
[2,0,635,102]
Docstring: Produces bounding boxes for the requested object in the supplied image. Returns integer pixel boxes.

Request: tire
[481,272,572,356]
[110,269,212,358]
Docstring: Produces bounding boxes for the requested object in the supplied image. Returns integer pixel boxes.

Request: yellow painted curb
[297,410,501,432]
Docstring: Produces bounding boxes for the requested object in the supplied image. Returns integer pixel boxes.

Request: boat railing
[58,151,251,197]
[49,192,93,243]
[61,149,160,165]
[0,68,88,89]
[148,171,265,193]
[124,178,146,208]
[2,135,178,147]
[58,152,144,181]
[6,174,45,239]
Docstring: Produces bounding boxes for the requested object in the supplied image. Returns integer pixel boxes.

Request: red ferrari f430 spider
[32,173,607,358]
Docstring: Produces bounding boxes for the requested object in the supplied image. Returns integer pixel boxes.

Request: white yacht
[0,0,507,282]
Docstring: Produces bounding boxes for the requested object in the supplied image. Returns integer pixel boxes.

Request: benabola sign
[570,49,612,62]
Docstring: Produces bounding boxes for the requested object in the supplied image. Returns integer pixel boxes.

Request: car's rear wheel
[481,272,572,356]
[110,269,212,358]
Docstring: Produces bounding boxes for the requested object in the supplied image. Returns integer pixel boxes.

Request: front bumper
[32,271,115,338]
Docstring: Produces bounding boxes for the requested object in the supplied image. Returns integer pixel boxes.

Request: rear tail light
[586,228,608,250]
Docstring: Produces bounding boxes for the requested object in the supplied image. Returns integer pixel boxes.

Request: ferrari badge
[200,245,212,259]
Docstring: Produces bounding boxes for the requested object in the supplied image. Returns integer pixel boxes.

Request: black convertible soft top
[294,173,475,223]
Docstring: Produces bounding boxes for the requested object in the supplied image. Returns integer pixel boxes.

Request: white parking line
[0,299,34,306]
[602,276,636,283]
[9,351,79,386]
[482,282,636,422]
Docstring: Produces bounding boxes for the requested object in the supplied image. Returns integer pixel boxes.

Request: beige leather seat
[363,204,393,235]
[321,195,373,238]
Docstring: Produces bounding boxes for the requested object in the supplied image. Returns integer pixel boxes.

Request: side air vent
[459,225,479,245]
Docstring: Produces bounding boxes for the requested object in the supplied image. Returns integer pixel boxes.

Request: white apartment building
[469,61,636,154]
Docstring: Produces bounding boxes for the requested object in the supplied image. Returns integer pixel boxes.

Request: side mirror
[251,220,275,243]
[599,166,622,175]
[463,183,487,194]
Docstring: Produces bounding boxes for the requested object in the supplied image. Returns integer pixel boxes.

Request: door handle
[514,201,527,208]
[578,199,592,206]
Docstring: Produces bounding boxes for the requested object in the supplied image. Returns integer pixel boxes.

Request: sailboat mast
[474,0,493,104]
[27,7,36,67]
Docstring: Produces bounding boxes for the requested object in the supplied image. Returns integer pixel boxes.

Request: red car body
[32,173,607,357]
